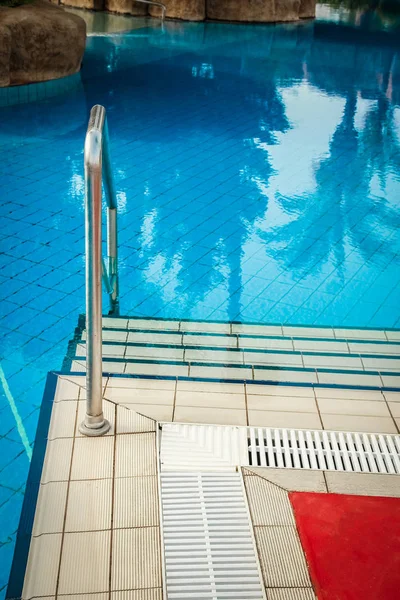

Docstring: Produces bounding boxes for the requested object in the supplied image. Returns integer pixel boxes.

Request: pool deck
[17,368,400,600]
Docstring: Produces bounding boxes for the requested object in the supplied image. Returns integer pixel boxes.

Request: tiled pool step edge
[101,315,400,342]
[76,339,400,367]
[60,316,400,392]
[69,355,400,390]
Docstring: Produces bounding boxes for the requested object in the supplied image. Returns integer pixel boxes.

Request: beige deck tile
[325,471,400,497]
[283,325,335,338]
[183,333,238,347]
[244,467,327,493]
[103,317,128,328]
[315,387,384,401]
[317,397,390,417]
[390,402,400,417]
[128,318,180,331]
[102,361,127,374]
[125,345,184,361]
[74,377,108,400]
[383,391,400,402]
[303,355,363,370]
[97,328,128,342]
[317,371,383,387]
[245,352,303,367]
[255,526,312,588]
[185,348,245,363]
[175,390,245,409]
[71,437,114,480]
[75,400,115,436]
[76,343,126,358]
[65,479,112,532]
[71,360,126,374]
[115,433,157,478]
[106,377,176,390]
[248,410,322,429]
[32,482,68,536]
[180,320,230,334]
[321,413,397,434]
[41,438,73,483]
[59,595,108,600]
[127,331,182,345]
[174,405,247,426]
[105,386,174,404]
[125,362,188,377]
[246,384,314,397]
[254,368,318,384]
[244,475,295,526]
[120,403,173,422]
[247,394,317,413]
[112,591,163,600]
[116,405,156,434]
[55,377,81,401]
[293,340,348,353]
[22,534,62,598]
[385,331,400,341]
[54,375,108,402]
[266,590,316,600]
[48,400,78,439]
[58,531,111,594]
[239,337,294,350]
[362,356,400,371]
[348,341,400,354]
[114,476,159,529]
[232,323,283,336]
[189,364,252,380]
[378,374,400,388]
[334,328,386,340]
[111,527,162,591]
[177,380,245,393]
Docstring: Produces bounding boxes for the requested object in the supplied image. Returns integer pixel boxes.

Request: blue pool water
[1,5,400,593]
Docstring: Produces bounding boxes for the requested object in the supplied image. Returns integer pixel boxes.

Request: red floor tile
[290,492,400,600]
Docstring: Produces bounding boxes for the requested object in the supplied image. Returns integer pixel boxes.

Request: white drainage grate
[160,423,400,475]
[247,427,400,475]
[160,423,248,471]
[160,472,266,599]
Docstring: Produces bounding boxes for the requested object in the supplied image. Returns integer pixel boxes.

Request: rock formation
[62,0,316,23]
[149,0,205,21]
[0,1,86,87]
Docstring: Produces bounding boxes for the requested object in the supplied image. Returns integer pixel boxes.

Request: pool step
[67,317,400,389]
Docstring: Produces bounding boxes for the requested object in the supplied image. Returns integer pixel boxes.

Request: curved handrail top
[84,105,117,210]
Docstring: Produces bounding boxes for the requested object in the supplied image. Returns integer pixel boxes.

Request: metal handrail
[79,105,119,437]
[136,0,167,19]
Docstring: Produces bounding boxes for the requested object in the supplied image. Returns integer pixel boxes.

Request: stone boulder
[104,0,148,15]
[206,0,302,23]
[299,0,316,18]
[61,0,103,8]
[149,0,205,21]
[0,1,86,87]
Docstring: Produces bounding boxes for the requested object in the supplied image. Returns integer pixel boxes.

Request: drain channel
[160,472,265,599]
[160,423,400,475]
[248,428,400,474]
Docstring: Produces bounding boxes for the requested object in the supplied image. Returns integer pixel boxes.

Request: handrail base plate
[79,419,111,437]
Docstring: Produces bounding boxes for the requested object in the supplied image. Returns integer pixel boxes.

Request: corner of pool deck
[10,317,400,600]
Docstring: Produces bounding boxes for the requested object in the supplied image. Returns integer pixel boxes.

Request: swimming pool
[0,4,400,594]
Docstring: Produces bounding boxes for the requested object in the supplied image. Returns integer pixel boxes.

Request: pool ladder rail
[80,104,119,437]
[136,0,167,19]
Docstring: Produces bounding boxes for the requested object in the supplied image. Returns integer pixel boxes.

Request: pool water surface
[1,4,400,594]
